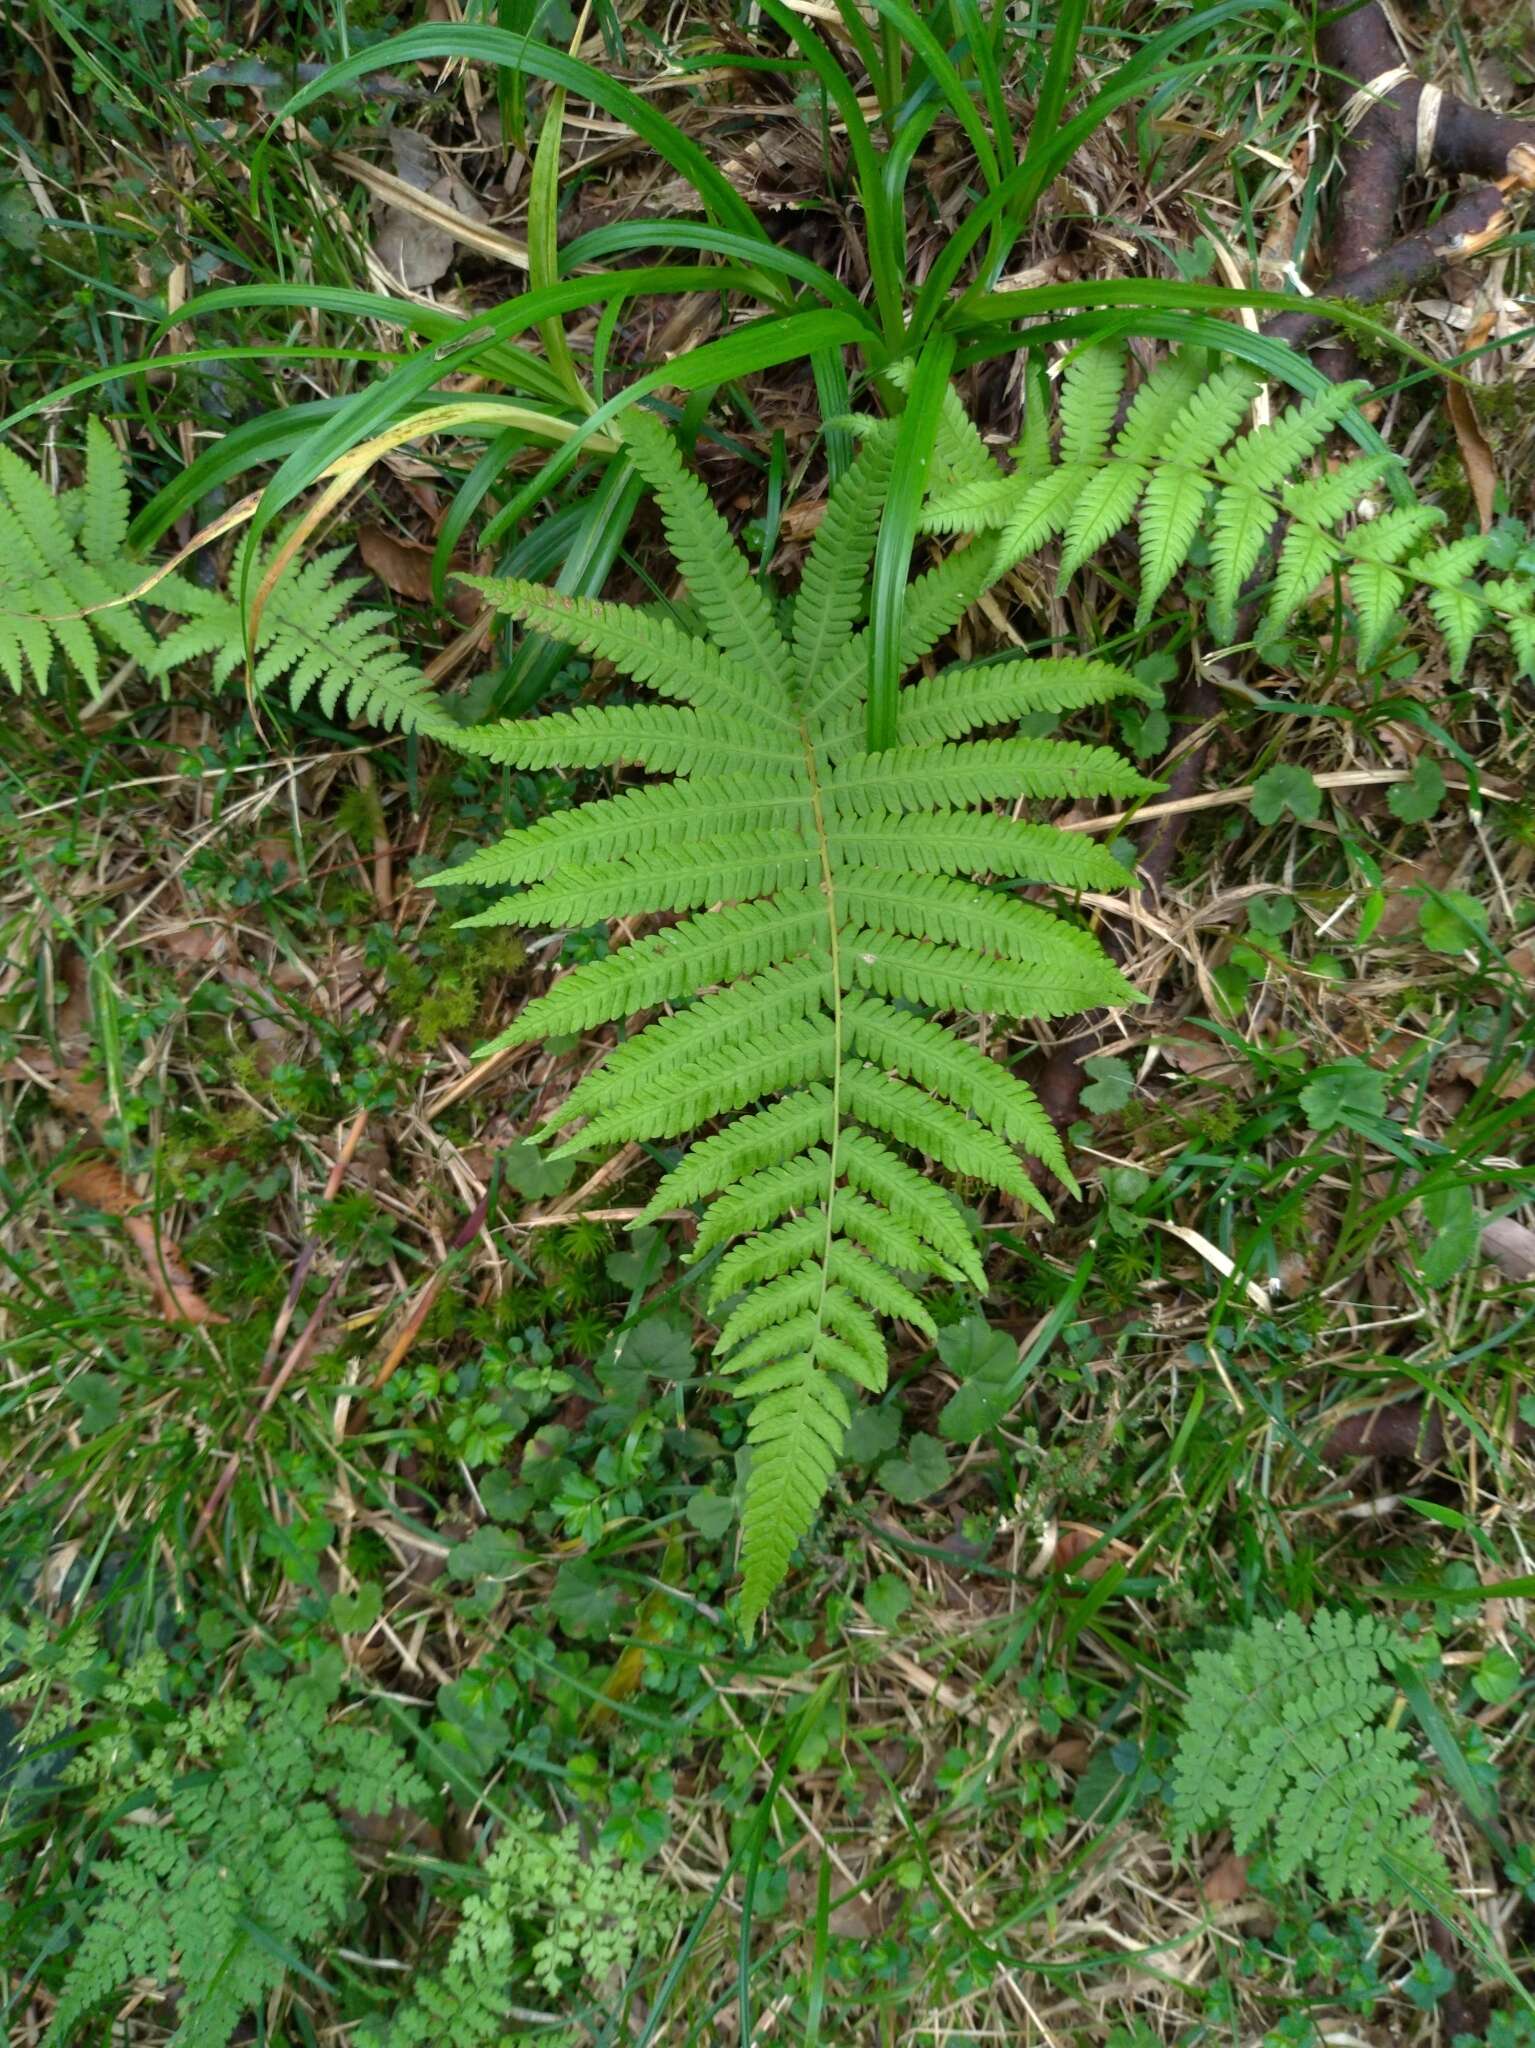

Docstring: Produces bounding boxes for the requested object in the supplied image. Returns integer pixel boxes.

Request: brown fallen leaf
[1374,856,1455,940]
[1050,1522,1136,1580]
[1201,1852,1249,1907]
[1047,1736,1093,1772]
[1325,1399,1445,1464]
[57,1157,227,1325]
[1444,379,1497,534]
[5,1052,110,1132]
[355,524,485,627]
[1482,1217,1535,1282]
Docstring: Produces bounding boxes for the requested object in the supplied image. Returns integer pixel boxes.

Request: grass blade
[256,26,767,248]
[867,331,956,752]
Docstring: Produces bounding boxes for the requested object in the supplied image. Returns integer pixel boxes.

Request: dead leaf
[1442,1050,1535,1101]
[371,128,489,289]
[1324,1399,1445,1464]
[1444,380,1497,533]
[355,525,483,625]
[56,948,92,1037]
[5,1052,109,1133]
[1202,1852,1249,1906]
[1374,855,1455,939]
[1047,1737,1093,1772]
[1051,1522,1135,1580]
[57,1157,227,1325]
[1482,1218,1535,1282]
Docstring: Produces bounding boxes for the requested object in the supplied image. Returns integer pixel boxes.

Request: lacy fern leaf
[155,536,462,740]
[1170,1607,1450,1905]
[0,421,178,694]
[435,403,1152,1628]
[0,432,460,736]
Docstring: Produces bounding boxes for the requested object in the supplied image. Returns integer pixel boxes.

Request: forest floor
[3,3,1535,2043]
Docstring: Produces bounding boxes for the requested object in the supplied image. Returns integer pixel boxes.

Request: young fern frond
[437,402,1152,1627]
[156,540,463,741]
[0,432,461,736]
[0,422,177,693]
[1170,1608,1450,1906]
[926,345,1535,674]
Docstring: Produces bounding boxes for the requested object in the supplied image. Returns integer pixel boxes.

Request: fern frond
[917,473,1024,535]
[547,961,828,1133]
[486,894,829,1053]
[1347,559,1407,667]
[830,1186,960,1282]
[1261,520,1340,640]
[1111,352,1207,463]
[1485,577,1535,677]
[1281,456,1392,525]
[708,1210,828,1306]
[826,1236,937,1334]
[442,407,1148,1626]
[1134,368,1259,622]
[551,1014,835,1151]
[804,533,1005,731]
[0,427,162,693]
[840,988,1072,1183]
[1057,459,1151,584]
[844,925,1134,1019]
[1408,536,1490,677]
[691,1151,833,1258]
[837,1128,984,1285]
[881,356,1007,488]
[1213,383,1365,494]
[792,431,895,689]
[157,540,461,741]
[1058,346,1128,465]
[1209,484,1282,639]
[459,834,820,929]
[641,1092,835,1224]
[843,1064,1049,1213]
[838,868,1122,973]
[432,776,812,888]
[1346,505,1445,564]
[825,737,1155,812]
[730,1351,851,1624]
[1170,1606,1450,1906]
[831,810,1131,889]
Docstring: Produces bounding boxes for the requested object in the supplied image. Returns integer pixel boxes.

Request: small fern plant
[1169,1607,1449,1905]
[430,405,1156,1627]
[0,424,457,736]
[374,1818,674,2048]
[42,1654,428,2048]
[922,346,1535,678]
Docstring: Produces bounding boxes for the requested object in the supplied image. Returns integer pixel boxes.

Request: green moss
[382,927,526,1050]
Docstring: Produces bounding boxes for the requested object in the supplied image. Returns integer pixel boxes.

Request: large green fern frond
[436,399,1152,1628]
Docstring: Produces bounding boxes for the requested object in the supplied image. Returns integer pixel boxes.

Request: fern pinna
[433,406,1155,1626]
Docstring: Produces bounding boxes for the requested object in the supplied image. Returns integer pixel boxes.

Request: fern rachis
[432,402,1155,1626]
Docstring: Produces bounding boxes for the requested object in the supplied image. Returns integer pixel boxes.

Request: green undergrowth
[4,0,1535,2042]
